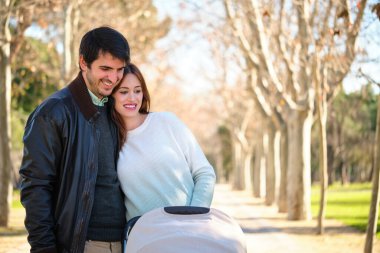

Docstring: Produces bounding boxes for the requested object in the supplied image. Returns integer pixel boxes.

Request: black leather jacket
[19,72,120,253]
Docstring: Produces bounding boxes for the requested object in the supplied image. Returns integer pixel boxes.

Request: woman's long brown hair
[111,63,151,151]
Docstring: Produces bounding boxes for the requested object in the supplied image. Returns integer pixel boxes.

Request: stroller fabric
[124,206,247,253]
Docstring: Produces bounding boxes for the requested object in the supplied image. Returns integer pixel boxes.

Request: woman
[111,63,216,221]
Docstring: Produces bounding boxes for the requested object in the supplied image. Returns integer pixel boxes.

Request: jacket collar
[68,72,99,121]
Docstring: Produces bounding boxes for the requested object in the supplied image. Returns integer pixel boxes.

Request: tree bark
[287,109,313,220]
[278,126,288,212]
[0,3,13,226]
[327,144,335,185]
[341,164,350,185]
[232,138,244,190]
[253,131,266,198]
[243,151,253,192]
[316,91,328,234]
[364,96,380,253]
[223,0,368,223]
[215,145,224,183]
[62,2,74,83]
[266,124,281,206]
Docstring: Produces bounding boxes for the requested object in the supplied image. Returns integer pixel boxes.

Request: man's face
[80,52,125,99]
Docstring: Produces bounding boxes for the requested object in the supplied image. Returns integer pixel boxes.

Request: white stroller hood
[125,206,247,253]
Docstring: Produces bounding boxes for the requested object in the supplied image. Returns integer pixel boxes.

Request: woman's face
[113,73,144,121]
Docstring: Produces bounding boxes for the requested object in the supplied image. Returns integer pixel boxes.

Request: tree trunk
[287,109,312,220]
[215,146,224,183]
[62,2,74,83]
[327,144,335,185]
[0,9,13,227]
[232,138,244,190]
[253,131,267,198]
[266,124,281,206]
[315,55,329,234]
[341,164,350,185]
[243,151,253,192]
[364,96,380,253]
[278,126,288,213]
[316,93,328,234]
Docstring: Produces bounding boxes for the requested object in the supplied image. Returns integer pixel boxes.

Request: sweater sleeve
[166,113,216,207]
[190,165,216,207]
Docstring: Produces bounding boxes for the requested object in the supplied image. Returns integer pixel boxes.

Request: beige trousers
[84,240,122,253]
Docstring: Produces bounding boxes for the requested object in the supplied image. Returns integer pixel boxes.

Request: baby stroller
[123,206,247,253]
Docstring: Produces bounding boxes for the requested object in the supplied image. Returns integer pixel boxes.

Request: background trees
[1,3,379,250]
[0,0,59,227]
[223,0,369,223]
[321,85,377,184]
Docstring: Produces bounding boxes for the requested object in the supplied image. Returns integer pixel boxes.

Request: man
[19,26,130,253]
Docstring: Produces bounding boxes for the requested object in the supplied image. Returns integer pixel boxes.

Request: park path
[1,184,379,253]
[0,207,29,253]
[212,184,380,253]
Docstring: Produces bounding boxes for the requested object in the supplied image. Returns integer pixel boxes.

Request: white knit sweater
[117,112,216,221]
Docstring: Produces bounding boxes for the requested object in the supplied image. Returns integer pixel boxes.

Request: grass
[311,182,379,236]
[12,190,22,209]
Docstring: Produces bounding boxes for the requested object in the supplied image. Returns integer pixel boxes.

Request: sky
[342,9,380,92]
[23,1,221,95]
[24,0,380,94]
[152,0,224,95]
[153,0,380,94]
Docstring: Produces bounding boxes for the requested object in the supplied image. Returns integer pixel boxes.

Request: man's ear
[79,55,88,71]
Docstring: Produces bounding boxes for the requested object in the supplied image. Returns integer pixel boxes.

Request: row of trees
[214,0,369,224]
[216,84,378,184]
[323,85,377,184]
[163,0,377,234]
[190,1,378,251]
[198,1,378,250]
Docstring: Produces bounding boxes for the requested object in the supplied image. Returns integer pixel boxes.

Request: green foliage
[11,36,60,151]
[339,86,377,181]
[11,110,28,151]
[313,84,378,183]
[12,190,22,209]
[12,36,60,113]
[311,183,379,237]
[12,67,58,113]
[217,125,233,181]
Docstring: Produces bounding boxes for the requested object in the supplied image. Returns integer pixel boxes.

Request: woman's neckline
[127,113,153,135]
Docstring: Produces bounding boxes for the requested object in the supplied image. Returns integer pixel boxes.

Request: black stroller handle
[164,206,210,215]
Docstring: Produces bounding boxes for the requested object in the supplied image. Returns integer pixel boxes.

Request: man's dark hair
[79,26,130,69]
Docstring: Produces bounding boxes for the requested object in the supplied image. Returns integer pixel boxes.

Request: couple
[19,26,216,253]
